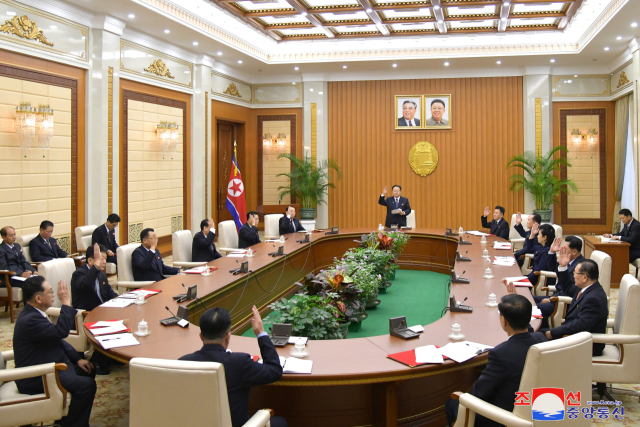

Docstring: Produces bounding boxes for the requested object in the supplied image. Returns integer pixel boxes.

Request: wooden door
[217,123,235,223]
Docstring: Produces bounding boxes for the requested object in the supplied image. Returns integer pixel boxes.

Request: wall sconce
[157,121,179,157]
[263,133,273,148]
[570,129,582,145]
[276,133,287,151]
[35,104,53,150]
[15,102,54,155]
[587,129,599,145]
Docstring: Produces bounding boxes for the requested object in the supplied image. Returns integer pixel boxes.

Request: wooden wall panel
[328,77,524,230]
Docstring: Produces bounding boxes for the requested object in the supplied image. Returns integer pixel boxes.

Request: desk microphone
[165,306,178,319]
[459,235,472,245]
[183,283,207,311]
[458,297,468,307]
[459,271,466,279]
[451,269,470,284]
[456,250,471,262]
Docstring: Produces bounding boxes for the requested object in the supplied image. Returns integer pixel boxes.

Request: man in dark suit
[29,220,68,262]
[91,213,120,265]
[445,294,546,427]
[279,206,306,235]
[71,243,117,375]
[604,208,640,263]
[193,218,222,262]
[378,185,411,228]
[397,100,420,127]
[481,206,509,240]
[13,276,96,427]
[513,212,542,267]
[180,306,286,427]
[239,211,261,249]
[132,228,180,282]
[0,226,35,288]
[543,254,608,356]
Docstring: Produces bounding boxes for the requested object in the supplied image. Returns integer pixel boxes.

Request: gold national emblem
[409,141,438,176]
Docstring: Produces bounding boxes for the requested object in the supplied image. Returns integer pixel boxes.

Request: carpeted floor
[1,258,640,426]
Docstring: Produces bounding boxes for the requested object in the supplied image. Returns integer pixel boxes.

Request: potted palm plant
[506,146,577,223]
[277,153,342,220]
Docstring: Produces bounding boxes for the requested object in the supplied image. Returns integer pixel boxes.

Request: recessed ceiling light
[617,36,622,40]
[238,60,242,64]
[504,1,510,5]
[301,11,308,16]
[292,82,296,85]
[496,60,502,64]
[366,8,372,12]
[217,51,222,55]
[501,17,506,21]
[604,47,610,51]
[434,5,440,9]
[184,70,190,74]
[343,65,347,68]
[319,91,323,94]
[632,22,638,27]
[567,80,572,83]
[294,66,299,70]
[550,59,555,63]
[50,25,57,29]
[6,11,16,16]
[310,88,314,92]
[193,41,198,46]
[128,13,135,18]
[444,61,449,66]
[574,74,578,77]
[164,29,170,33]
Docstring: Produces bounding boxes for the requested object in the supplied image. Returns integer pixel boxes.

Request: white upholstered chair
[406,210,416,228]
[592,274,640,401]
[75,225,116,275]
[116,244,154,294]
[509,214,530,251]
[264,214,283,240]
[633,259,640,278]
[172,230,207,268]
[0,350,70,427]
[129,358,272,427]
[217,220,240,255]
[0,271,21,323]
[551,224,563,240]
[16,233,39,267]
[451,332,593,427]
[37,258,76,308]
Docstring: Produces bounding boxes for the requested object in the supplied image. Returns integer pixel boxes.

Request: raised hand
[483,206,491,217]
[57,280,71,306]
[504,281,517,295]
[515,212,522,225]
[382,186,388,196]
[250,305,265,336]
[550,237,562,253]
[529,223,539,239]
[557,246,571,267]
[93,243,103,264]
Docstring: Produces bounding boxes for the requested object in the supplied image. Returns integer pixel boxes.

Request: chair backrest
[264,214,283,239]
[217,220,238,250]
[509,214,530,239]
[590,250,612,298]
[406,210,416,228]
[551,224,563,240]
[514,332,592,426]
[117,243,140,282]
[37,258,76,308]
[172,230,194,263]
[75,225,98,253]
[129,358,233,427]
[613,274,640,335]
[17,233,39,263]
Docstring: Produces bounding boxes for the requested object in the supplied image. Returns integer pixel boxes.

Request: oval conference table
[85,229,540,427]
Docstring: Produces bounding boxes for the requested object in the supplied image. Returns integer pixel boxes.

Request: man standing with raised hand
[481,206,509,240]
[378,185,411,228]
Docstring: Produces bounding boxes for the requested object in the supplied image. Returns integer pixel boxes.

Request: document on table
[10,276,27,282]
[100,299,135,308]
[408,325,424,333]
[465,231,490,236]
[89,323,129,336]
[439,342,492,363]
[414,345,444,364]
[95,333,140,350]
[463,341,494,354]
[119,289,159,299]
[226,253,246,258]
[183,266,209,274]
[91,320,124,328]
[288,336,308,344]
[493,242,513,250]
[598,236,622,243]
[531,307,543,319]
[279,356,313,374]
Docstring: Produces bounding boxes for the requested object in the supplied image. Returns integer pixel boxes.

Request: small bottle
[482,249,489,258]
[138,319,148,335]
[378,223,384,232]
[459,226,463,234]
[135,293,145,305]
[246,247,254,257]
[279,235,285,244]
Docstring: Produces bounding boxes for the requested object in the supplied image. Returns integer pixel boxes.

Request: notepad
[183,266,218,274]
[288,336,308,344]
[408,325,424,333]
[415,345,444,364]
[90,320,124,328]
[100,299,135,308]
[438,342,482,363]
[119,289,161,299]
[465,231,490,236]
[493,242,513,250]
[10,276,27,282]
[95,333,140,349]
[279,356,313,374]
[89,323,130,336]
[532,307,543,319]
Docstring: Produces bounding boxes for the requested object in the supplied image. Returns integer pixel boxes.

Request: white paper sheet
[183,266,209,273]
[463,341,494,354]
[91,320,124,328]
[288,336,308,344]
[493,243,513,250]
[504,276,528,282]
[281,357,313,374]
[226,253,246,258]
[408,325,424,333]
[119,290,159,299]
[438,343,480,363]
[100,299,135,308]
[10,276,27,282]
[532,307,542,318]
[95,333,140,349]
[414,345,444,364]
[89,324,129,336]
[465,231,490,236]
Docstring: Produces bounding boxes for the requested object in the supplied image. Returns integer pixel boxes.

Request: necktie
[395,199,399,209]
[409,121,413,126]
[45,239,52,251]
[95,279,103,303]
[292,219,296,232]
[576,290,583,300]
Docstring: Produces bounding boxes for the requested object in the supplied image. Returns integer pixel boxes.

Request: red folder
[387,348,449,368]
[503,279,533,288]
[184,266,219,274]
[133,289,162,298]
[85,320,132,335]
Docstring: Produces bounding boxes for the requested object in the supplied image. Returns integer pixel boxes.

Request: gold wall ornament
[0,15,53,46]
[409,141,439,177]
[143,59,175,79]
[223,83,242,98]
[617,71,630,88]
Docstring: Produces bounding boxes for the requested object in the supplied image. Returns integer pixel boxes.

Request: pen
[101,337,122,342]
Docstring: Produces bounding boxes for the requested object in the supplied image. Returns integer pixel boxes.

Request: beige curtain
[613,94,632,233]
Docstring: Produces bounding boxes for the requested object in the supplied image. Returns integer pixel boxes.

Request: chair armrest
[0,362,66,383]
[551,296,573,304]
[0,269,17,275]
[242,409,272,427]
[67,253,80,258]
[510,238,525,244]
[45,307,62,317]
[540,270,557,279]
[457,393,533,427]
[607,319,615,329]
[173,261,208,268]
[219,247,240,253]
[2,349,14,361]
[591,334,640,344]
[30,262,40,268]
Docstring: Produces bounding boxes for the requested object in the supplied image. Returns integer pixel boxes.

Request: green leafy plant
[267,294,344,340]
[344,248,397,282]
[383,230,411,256]
[337,261,381,300]
[276,153,342,210]
[297,267,363,319]
[506,146,578,211]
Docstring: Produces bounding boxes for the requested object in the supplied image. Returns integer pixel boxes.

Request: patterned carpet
[1,257,639,426]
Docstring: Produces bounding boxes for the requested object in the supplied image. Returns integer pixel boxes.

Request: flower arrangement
[267,294,344,340]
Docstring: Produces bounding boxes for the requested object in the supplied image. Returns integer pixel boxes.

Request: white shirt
[403,118,417,126]
[4,242,14,250]
[34,306,48,318]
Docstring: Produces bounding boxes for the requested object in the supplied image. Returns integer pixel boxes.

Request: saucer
[485,302,499,307]
[290,349,309,358]
[135,300,146,305]
[134,331,151,337]
[448,333,465,341]
[483,274,494,279]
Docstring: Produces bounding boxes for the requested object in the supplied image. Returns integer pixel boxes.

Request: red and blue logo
[531,388,565,421]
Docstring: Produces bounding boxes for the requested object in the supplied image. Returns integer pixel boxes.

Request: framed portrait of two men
[395,95,452,130]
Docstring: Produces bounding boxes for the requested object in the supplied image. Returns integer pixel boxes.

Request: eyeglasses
[574,272,586,277]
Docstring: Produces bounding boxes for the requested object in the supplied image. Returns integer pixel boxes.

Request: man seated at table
[279,206,305,236]
[445,294,546,427]
[91,213,120,265]
[29,220,69,262]
[132,228,180,282]
[481,206,509,240]
[71,243,117,375]
[239,211,261,249]
[604,208,640,264]
[13,276,96,427]
[180,306,287,427]
[0,225,35,288]
[512,212,542,267]
[193,218,222,262]
[542,253,608,356]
